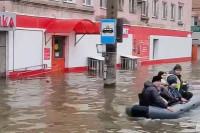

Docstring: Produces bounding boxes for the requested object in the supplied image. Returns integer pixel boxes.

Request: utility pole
[104,0,118,88]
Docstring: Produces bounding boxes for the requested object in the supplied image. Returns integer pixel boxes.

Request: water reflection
[0,79,11,133]
[0,61,200,132]
[97,88,121,133]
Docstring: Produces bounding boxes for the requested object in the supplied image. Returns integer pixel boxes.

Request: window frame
[194,17,198,26]
[152,0,158,18]
[141,1,148,17]
[83,0,93,6]
[63,0,76,4]
[49,0,60,2]
[129,0,136,13]
[178,5,183,21]
[162,1,167,20]
[118,0,124,11]
[170,3,175,21]
[100,0,107,9]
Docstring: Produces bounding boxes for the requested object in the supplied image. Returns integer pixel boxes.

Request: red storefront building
[0,0,192,78]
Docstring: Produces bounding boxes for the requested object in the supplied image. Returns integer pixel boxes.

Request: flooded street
[1,61,200,133]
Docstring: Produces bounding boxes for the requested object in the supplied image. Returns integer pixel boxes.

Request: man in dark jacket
[139,76,173,112]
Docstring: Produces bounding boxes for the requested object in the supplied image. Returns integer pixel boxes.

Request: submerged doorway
[52,36,66,71]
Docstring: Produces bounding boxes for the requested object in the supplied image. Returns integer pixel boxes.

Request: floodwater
[1,61,200,133]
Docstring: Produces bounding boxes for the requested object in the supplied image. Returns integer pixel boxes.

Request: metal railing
[87,58,104,77]
[120,57,138,70]
[87,56,139,78]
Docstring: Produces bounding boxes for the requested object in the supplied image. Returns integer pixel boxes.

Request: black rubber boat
[126,95,200,119]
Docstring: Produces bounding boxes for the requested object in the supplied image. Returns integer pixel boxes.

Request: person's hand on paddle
[167,107,174,112]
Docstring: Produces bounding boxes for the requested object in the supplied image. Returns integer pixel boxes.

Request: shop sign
[101,19,116,44]
[0,12,16,31]
[44,48,50,60]
[123,28,129,38]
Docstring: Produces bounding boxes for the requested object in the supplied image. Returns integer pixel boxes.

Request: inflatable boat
[126,95,200,119]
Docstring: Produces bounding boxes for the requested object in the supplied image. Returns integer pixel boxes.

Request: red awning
[45,19,100,34]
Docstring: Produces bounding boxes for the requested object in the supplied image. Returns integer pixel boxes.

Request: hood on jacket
[167,75,177,85]
[144,81,154,89]
[169,69,175,75]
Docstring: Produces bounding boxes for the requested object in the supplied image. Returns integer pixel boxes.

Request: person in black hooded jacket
[139,76,173,112]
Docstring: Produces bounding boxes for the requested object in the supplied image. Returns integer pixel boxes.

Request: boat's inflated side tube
[126,105,149,118]
[126,95,200,119]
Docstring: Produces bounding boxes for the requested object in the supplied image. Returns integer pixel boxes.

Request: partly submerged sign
[0,12,16,31]
[101,19,116,44]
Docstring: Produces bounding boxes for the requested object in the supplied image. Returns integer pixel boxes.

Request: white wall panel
[68,34,133,68]
[149,35,192,60]
[12,29,43,70]
[68,34,102,68]
[117,34,133,63]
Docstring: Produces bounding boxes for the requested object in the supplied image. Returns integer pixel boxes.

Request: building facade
[0,0,192,78]
[96,0,191,31]
[191,0,200,60]
[192,0,200,26]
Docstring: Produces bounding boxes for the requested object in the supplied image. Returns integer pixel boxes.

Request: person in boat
[168,64,193,100]
[139,76,173,112]
[157,71,178,106]
[157,71,168,85]
[167,75,188,103]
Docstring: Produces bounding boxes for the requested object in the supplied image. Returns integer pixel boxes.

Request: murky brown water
[1,61,200,133]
